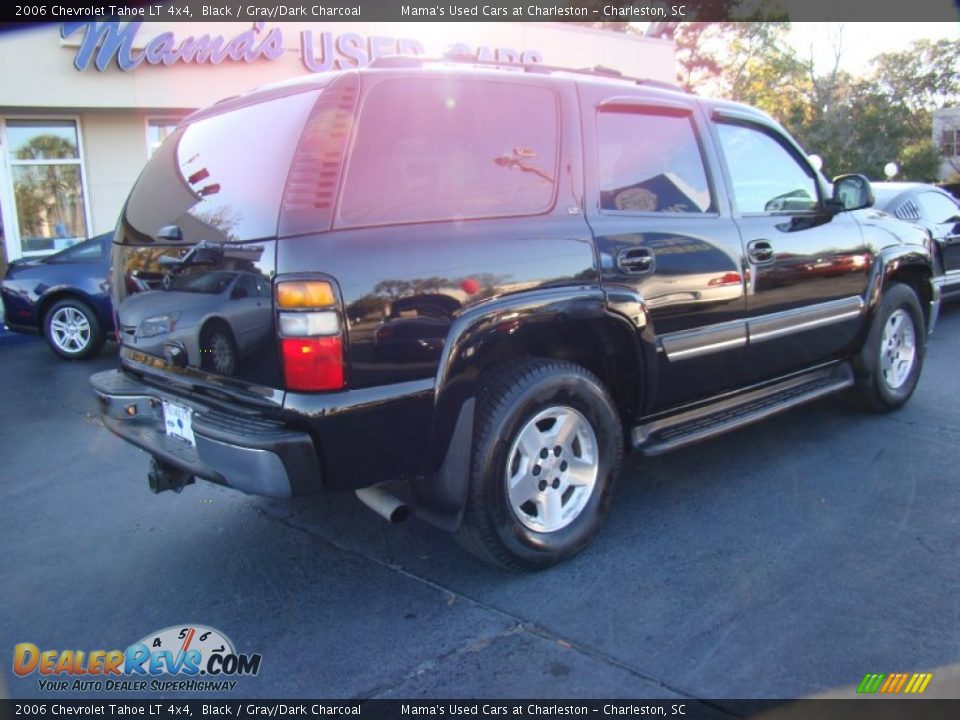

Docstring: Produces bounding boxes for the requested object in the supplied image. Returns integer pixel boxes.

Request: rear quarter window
[337,78,559,228]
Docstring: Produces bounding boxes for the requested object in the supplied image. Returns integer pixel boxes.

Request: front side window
[716,122,819,214]
[337,79,558,227]
[6,119,88,253]
[597,110,712,213]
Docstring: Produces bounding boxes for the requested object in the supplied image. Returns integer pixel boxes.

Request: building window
[941,129,959,158]
[5,119,89,254]
[146,118,181,157]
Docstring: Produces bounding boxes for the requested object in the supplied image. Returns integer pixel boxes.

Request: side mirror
[830,174,874,212]
[156,225,183,242]
[832,175,873,210]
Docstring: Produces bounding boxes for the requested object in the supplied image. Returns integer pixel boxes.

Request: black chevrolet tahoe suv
[91,59,940,570]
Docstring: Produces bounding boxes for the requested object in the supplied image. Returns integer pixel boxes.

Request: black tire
[456,358,623,571]
[43,297,105,360]
[852,282,925,412]
[200,322,238,375]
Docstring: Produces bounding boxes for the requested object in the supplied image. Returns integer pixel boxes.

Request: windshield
[169,271,236,294]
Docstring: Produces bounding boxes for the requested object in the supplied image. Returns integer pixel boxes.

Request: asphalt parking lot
[2,305,959,704]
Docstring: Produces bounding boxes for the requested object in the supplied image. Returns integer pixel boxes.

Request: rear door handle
[748,240,775,264]
[617,247,654,275]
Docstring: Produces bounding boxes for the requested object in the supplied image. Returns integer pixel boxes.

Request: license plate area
[163,400,196,447]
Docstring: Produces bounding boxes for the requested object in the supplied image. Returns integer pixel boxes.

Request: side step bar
[632,363,855,456]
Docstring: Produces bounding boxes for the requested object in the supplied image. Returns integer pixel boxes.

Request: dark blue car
[1,233,113,359]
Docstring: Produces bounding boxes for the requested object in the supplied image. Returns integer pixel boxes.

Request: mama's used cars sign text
[61,21,543,72]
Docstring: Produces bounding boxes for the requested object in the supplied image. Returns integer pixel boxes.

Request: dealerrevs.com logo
[13,625,262,692]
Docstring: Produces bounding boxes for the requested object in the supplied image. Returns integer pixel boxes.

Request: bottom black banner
[2,700,960,720]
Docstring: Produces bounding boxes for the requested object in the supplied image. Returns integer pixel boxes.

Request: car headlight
[136,312,179,339]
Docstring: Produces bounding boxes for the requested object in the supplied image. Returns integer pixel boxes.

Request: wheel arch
[864,247,934,335]
[412,286,646,530]
[199,315,234,340]
[37,288,106,331]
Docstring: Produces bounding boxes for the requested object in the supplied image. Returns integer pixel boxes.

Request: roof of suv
[183,57,774,131]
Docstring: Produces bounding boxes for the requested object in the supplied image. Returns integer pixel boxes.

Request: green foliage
[898,141,945,183]
[674,23,958,182]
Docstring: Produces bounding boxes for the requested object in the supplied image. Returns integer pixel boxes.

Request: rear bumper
[90,369,321,497]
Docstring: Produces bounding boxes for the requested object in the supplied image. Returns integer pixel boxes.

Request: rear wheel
[44,298,105,360]
[456,359,623,571]
[852,282,925,412]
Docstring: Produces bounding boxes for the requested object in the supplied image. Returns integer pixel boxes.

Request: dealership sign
[60,22,543,72]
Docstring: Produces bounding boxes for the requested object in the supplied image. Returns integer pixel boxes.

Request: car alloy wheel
[879,308,916,390]
[49,305,92,354]
[506,405,599,533]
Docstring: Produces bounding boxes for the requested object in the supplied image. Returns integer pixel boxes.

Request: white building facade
[934,106,960,183]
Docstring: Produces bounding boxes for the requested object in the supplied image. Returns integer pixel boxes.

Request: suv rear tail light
[276,280,345,392]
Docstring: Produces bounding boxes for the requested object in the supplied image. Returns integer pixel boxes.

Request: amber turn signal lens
[276,280,336,308]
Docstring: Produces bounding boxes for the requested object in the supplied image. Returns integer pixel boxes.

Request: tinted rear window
[337,78,558,227]
[123,89,320,244]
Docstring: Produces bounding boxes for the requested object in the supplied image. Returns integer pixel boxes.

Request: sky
[785,22,959,77]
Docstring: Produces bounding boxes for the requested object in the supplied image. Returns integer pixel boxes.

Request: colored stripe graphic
[904,673,933,694]
[880,673,910,693]
[857,673,885,693]
[857,672,932,694]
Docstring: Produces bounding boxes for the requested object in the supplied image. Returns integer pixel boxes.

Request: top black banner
[1,0,958,23]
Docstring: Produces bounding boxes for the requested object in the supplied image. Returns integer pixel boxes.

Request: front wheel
[456,359,623,571]
[852,282,925,412]
[200,323,238,376]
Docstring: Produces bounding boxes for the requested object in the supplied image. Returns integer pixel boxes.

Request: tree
[811,38,959,181]
[869,39,960,113]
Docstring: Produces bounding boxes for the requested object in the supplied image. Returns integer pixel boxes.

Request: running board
[632,363,855,456]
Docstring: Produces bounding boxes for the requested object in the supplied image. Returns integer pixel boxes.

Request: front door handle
[748,240,775,264]
[617,247,655,275]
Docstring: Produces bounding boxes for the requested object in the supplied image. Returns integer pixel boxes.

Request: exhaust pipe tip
[355,486,411,524]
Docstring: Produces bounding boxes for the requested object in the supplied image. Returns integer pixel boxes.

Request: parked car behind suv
[91,59,938,570]
[873,182,960,301]
[3,233,112,359]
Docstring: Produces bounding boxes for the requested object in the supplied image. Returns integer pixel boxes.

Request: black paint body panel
[98,65,936,521]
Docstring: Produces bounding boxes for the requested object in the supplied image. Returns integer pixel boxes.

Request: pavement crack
[916,536,935,554]
[886,416,960,435]
[358,625,524,700]
[253,504,734,713]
